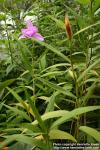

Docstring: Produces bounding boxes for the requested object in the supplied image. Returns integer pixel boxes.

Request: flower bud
[65,16,73,40]
[0,142,8,150]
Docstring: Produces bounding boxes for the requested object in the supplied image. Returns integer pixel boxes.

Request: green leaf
[7,87,27,109]
[0,79,15,91]
[4,104,31,122]
[0,13,6,20]
[0,134,45,149]
[46,91,59,112]
[15,102,34,117]
[8,142,33,150]
[82,79,99,105]
[21,123,41,133]
[94,8,100,16]
[77,57,100,83]
[33,39,70,62]
[64,4,78,16]
[49,16,65,29]
[3,128,23,132]
[51,106,100,128]
[37,78,76,99]
[24,89,46,133]
[49,129,77,142]
[95,0,100,4]
[32,110,69,125]
[39,54,46,71]
[76,0,90,5]
[6,64,15,75]
[17,40,32,72]
[40,63,70,74]
[74,21,100,36]
[79,126,100,142]
[41,71,65,78]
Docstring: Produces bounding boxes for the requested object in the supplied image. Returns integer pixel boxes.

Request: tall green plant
[0,0,100,149]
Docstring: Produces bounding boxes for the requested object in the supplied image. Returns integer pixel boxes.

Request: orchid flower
[19,20,44,41]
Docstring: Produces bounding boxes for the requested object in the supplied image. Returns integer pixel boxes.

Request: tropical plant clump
[0,0,100,150]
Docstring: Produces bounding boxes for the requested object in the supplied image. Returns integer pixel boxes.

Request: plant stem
[88,0,94,66]
[4,19,13,64]
[69,40,80,140]
[83,0,94,142]
[31,46,51,150]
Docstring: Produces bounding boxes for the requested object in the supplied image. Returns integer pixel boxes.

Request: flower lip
[21,28,37,37]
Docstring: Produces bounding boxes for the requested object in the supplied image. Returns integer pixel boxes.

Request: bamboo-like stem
[4,19,13,64]
[69,40,80,140]
[31,44,51,150]
[82,0,94,142]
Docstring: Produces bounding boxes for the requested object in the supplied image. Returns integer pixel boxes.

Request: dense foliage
[0,0,100,150]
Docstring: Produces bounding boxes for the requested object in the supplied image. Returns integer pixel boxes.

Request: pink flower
[19,20,44,41]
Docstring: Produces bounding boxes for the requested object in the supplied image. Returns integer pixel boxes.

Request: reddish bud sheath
[65,16,73,40]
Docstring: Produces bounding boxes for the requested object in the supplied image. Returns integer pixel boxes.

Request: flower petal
[22,27,38,37]
[19,34,26,39]
[22,29,34,37]
[26,20,38,33]
[26,20,33,28]
[33,33,44,41]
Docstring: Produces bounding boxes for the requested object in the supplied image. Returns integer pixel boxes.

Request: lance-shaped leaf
[51,106,100,128]
[49,129,77,142]
[79,126,100,142]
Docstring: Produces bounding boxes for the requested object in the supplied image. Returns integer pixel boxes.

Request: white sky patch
[24,15,38,23]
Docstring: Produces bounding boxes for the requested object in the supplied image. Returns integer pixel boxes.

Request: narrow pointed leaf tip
[65,15,73,40]
[19,19,44,41]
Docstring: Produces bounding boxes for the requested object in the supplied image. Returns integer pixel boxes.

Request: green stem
[69,41,79,102]
[69,40,80,140]
[82,1,94,142]
[31,45,51,150]
[87,0,94,67]
[5,19,13,64]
